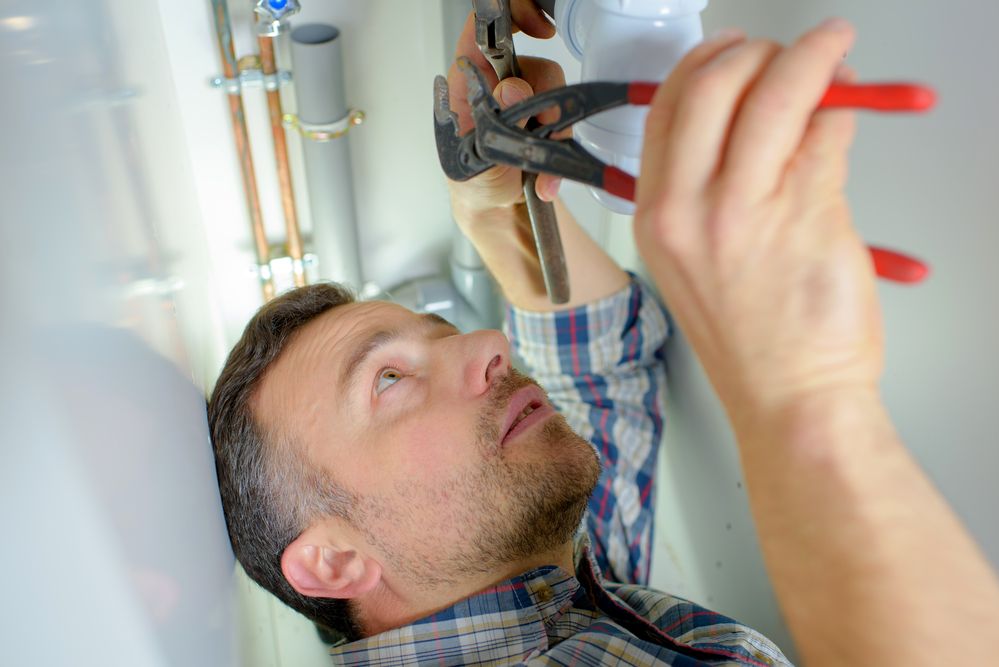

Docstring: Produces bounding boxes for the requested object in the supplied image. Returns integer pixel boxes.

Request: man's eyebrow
[421,311,459,332]
[340,329,399,395]
[339,313,458,395]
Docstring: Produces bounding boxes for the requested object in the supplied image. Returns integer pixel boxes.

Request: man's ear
[281,525,382,600]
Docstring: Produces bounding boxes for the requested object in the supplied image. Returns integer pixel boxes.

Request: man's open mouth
[500,385,553,445]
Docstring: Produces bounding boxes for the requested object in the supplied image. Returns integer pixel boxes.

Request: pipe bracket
[252,254,318,288]
[283,109,365,142]
[209,68,292,95]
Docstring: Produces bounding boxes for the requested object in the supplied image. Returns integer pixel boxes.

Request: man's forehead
[302,299,412,350]
[252,301,404,422]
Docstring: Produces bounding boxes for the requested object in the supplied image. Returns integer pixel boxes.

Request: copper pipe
[210,0,275,302]
[257,25,306,287]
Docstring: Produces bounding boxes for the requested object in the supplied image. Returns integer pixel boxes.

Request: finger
[654,28,748,102]
[655,39,782,198]
[465,77,535,188]
[723,18,857,199]
[834,62,858,83]
[640,30,748,195]
[501,58,567,200]
[786,64,858,192]
[447,16,561,135]
[510,0,556,39]
[494,77,534,121]
[645,28,748,133]
[448,13,500,135]
[516,56,566,126]
[489,77,564,202]
[536,176,562,202]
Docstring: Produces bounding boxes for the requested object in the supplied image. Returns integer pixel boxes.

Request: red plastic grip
[820,83,937,112]
[627,82,659,105]
[602,166,637,202]
[869,246,929,284]
[626,82,936,112]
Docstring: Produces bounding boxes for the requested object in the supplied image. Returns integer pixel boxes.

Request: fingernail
[500,82,528,106]
[820,17,852,33]
[707,27,744,42]
[543,178,562,201]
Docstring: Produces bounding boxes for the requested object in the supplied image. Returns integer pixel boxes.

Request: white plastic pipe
[553,0,707,213]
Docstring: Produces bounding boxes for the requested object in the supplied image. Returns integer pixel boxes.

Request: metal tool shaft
[473,0,570,304]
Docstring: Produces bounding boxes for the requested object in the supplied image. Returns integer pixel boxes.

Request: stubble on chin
[357,370,602,589]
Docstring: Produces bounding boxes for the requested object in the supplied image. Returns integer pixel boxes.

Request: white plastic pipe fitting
[553,0,708,213]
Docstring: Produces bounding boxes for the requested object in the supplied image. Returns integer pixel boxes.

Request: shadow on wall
[3,325,235,665]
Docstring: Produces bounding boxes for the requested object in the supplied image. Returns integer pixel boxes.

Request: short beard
[483,416,601,564]
[470,369,600,565]
[356,369,601,588]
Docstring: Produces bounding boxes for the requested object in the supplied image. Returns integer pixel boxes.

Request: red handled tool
[434,59,935,284]
[820,83,936,111]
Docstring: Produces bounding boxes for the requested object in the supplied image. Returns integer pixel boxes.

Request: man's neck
[356,542,576,637]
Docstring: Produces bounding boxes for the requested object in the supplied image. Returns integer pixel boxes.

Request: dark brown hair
[207,282,361,640]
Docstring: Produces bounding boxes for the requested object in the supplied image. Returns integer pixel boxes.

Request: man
[208,5,999,665]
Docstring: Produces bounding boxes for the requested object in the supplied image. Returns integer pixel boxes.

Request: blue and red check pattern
[507,275,668,586]
[329,277,791,665]
[330,536,790,665]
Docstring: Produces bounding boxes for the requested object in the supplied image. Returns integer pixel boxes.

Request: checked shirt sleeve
[505,275,670,586]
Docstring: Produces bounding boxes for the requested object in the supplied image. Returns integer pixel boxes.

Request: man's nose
[440,329,511,397]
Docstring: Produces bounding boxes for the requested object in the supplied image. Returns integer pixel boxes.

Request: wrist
[731,383,887,457]
[450,195,537,258]
[451,197,516,229]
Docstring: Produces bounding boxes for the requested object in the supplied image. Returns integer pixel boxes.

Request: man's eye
[375,368,403,394]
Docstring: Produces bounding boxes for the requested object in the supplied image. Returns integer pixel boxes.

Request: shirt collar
[330,538,598,665]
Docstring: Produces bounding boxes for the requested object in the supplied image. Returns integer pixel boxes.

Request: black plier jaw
[433,74,492,182]
[434,57,605,186]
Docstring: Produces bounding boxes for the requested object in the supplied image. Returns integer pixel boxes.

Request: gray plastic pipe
[437,0,503,329]
[290,23,363,288]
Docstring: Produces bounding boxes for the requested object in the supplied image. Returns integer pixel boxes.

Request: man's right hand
[634,21,999,665]
[632,21,880,429]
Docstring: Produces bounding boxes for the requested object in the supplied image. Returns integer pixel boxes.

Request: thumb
[494,78,533,125]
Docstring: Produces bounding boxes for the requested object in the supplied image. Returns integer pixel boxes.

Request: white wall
[1,0,236,664]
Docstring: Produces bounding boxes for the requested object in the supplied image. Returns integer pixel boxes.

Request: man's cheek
[402,413,474,460]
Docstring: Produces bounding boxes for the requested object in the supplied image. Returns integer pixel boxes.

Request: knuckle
[685,66,729,101]
[684,40,778,101]
[635,201,691,256]
[800,26,850,57]
[749,85,795,117]
[521,56,566,87]
[745,38,782,59]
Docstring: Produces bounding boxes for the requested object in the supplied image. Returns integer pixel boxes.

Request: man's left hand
[445,5,565,224]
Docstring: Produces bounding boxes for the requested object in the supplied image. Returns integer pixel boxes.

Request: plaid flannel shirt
[330,276,791,665]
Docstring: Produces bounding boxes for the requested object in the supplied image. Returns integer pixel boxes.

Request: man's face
[255,301,600,587]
